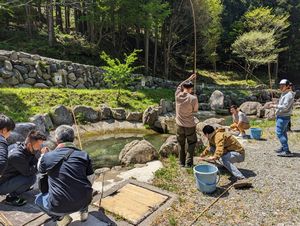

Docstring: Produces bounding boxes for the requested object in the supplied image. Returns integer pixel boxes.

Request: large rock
[34,83,48,88]
[30,114,48,134]
[160,99,174,114]
[43,113,54,131]
[143,107,159,126]
[7,123,37,144]
[50,105,74,126]
[68,73,76,81]
[240,101,262,115]
[111,108,126,120]
[209,90,224,110]
[99,105,112,120]
[119,140,158,165]
[73,105,100,123]
[6,76,19,86]
[4,60,13,71]
[264,108,276,120]
[154,115,176,134]
[0,68,14,79]
[159,135,179,157]
[25,78,36,85]
[14,65,28,74]
[203,118,225,125]
[126,112,143,122]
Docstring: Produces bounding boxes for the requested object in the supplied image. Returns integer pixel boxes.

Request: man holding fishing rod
[175,74,199,168]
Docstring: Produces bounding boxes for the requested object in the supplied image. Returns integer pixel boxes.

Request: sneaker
[5,195,27,206]
[234,178,252,189]
[277,151,293,157]
[274,148,283,153]
[56,215,72,226]
[80,209,89,222]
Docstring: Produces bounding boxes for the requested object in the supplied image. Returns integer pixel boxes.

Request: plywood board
[94,184,168,225]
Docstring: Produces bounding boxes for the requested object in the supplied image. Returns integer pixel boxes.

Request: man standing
[0,131,47,206]
[0,114,15,175]
[176,74,199,167]
[272,79,295,157]
[35,125,94,226]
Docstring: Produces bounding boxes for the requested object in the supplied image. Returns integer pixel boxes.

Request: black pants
[176,125,197,166]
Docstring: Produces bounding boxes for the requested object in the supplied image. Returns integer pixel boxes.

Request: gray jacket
[276,91,295,117]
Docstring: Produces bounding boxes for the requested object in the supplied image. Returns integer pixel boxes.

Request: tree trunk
[268,62,272,90]
[153,25,158,76]
[275,58,279,83]
[65,5,70,33]
[47,0,55,47]
[55,0,63,31]
[145,27,150,76]
[25,3,33,38]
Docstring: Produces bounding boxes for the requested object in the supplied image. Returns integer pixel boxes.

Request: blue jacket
[0,135,8,175]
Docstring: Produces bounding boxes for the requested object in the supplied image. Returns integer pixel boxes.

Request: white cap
[279,79,290,85]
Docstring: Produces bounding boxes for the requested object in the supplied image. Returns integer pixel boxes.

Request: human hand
[188,74,197,81]
[41,147,50,154]
[207,156,217,162]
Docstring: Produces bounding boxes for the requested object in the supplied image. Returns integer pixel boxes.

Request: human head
[202,125,215,138]
[0,114,15,139]
[55,125,75,144]
[182,81,194,94]
[279,79,291,92]
[25,131,47,153]
[230,105,238,115]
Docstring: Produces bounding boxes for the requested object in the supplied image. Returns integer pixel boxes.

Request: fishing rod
[189,0,197,91]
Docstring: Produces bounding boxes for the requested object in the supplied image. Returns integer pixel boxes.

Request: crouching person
[199,125,252,189]
[0,131,47,206]
[35,125,94,226]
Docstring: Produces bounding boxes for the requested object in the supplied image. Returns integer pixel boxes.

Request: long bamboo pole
[189,0,197,91]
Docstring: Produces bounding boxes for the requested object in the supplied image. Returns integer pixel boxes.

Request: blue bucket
[250,128,262,140]
[193,164,220,194]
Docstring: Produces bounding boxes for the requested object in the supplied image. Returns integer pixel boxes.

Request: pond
[82,132,169,169]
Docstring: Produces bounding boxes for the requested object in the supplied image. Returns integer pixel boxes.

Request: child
[229,105,250,138]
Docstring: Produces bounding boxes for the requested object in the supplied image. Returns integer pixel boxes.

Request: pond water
[83,133,169,169]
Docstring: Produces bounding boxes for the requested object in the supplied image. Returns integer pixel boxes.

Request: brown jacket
[200,128,245,159]
[175,83,199,128]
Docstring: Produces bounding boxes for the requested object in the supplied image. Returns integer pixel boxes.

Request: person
[271,79,295,157]
[229,105,250,138]
[199,125,252,189]
[35,125,94,226]
[175,74,199,167]
[0,131,47,206]
[287,82,295,132]
[0,114,15,175]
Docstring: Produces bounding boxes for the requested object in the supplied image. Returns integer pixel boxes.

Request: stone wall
[0,50,177,89]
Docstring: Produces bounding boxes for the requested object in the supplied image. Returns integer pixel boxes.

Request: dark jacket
[0,135,8,175]
[0,142,38,184]
[39,143,94,214]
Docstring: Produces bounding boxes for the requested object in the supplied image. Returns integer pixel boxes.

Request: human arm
[212,133,225,160]
[10,154,38,176]
[86,155,95,184]
[0,138,8,174]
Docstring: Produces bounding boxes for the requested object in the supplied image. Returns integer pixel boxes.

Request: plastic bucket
[193,164,220,194]
[250,128,262,140]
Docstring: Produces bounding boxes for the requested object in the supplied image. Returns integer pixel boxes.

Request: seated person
[229,105,250,138]
[199,125,252,189]
[0,114,15,175]
[0,131,47,206]
[35,125,94,226]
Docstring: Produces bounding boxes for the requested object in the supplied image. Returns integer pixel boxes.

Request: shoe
[277,151,293,157]
[234,178,252,189]
[5,195,27,206]
[80,209,89,222]
[56,215,72,226]
[274,148,283,153]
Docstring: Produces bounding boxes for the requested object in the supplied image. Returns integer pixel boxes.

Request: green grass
[250,118,276,128]
[0,88,174,122]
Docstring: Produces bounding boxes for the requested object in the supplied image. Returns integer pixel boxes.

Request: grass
[0,88,174,122]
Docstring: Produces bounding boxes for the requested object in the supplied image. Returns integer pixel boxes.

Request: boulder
[73,105,100,123]
[143,107,159,126]
[119,140,158,165]
[159,135,179,157]
[264,108,276,120]
[7,132,25,145]
[28,70,37,78]
[14,65,28,74]
[43,113,54,131]
[239,101,262,115]
[76,84,86,89]
[10,51,18,61]
[30,114,47,134]
[7,76,19,86]
[0,69,14,79]
[203,118,225,125]
[42,73,51,80]
[160,99,174,114]
[34,83,48,88]
[99,105,112,120]
[25,78,36,85]
[126,112,143,122]
[209,90,224,110]
[154,115,176,134]
[8,122,37,143]
[68,73,76,81]
[94,168,110,176]
[19,58,36,66]
[4,60,13,71]
[111,108,126,120]
[256,107,265,118]
[50,105,74,126]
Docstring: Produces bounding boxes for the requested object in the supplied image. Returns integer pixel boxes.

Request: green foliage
[232,31,278,76]
[100,50,142,101]
[0,88,174,122]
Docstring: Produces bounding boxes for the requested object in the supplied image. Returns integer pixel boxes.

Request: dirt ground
[152,117,300,226]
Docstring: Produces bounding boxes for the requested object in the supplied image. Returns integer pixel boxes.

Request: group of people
[0,115,94,226]
[175,74,295,188]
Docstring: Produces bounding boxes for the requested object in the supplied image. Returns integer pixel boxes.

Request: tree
[232,31,278,80]
[100,49,142,102]
[47,0,55,46]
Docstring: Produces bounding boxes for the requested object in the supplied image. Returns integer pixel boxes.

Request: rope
[70,108,83,150]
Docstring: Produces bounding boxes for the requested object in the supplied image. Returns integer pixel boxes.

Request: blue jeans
[276,116,291,152]
[35,193,88,221]
[0,175,36,197]
[209,147,245,179]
